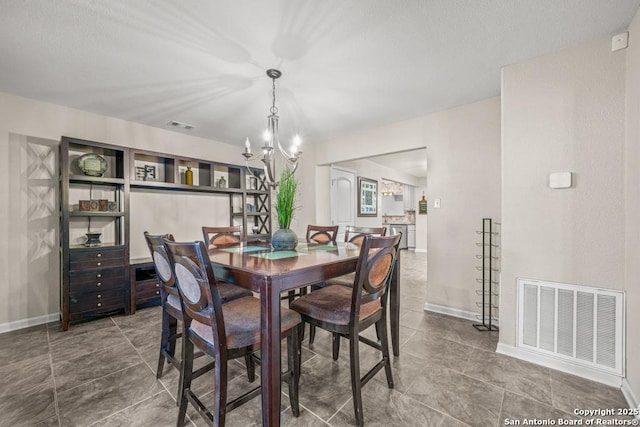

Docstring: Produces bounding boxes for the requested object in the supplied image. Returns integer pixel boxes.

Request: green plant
[275,168,298,229]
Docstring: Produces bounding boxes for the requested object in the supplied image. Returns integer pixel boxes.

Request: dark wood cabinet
[60,137,130,330]
[129,259,160,313]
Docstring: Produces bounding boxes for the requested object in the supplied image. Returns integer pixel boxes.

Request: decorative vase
[185,166,193,185]
[85,231,102,247]
[271,228,298,250]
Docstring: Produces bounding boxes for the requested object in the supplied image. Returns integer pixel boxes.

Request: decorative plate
[77,153,108,177]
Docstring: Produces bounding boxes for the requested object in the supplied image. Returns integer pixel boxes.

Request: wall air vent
[517,278,624,376]
[168,120,195,130]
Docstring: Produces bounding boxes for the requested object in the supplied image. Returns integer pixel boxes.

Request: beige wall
[500,35,627,350]
[0,91,316,325]
[625,10,640,405]
[314,97,501,315]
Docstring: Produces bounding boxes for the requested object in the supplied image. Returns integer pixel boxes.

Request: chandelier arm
[244,158,261,181]
[262,157,277,188]
[243,152,263,162]
[276,139,300,162]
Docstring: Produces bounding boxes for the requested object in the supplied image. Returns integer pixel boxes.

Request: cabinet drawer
[70,247,125,262]
[136,278,160,293]
[70,268,125,292]
[136,287,162,303]
[71,257,125,271]
[69,289,125,314]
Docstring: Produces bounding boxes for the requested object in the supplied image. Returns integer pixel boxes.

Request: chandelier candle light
[242,69,302,188]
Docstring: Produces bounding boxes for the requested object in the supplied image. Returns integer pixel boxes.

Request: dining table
[208,239,401,426]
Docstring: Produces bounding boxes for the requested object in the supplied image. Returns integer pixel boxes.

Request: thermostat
[549,172,572,189]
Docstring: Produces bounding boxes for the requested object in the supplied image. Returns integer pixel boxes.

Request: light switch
[549,172,572,189]
[434,198,441,208]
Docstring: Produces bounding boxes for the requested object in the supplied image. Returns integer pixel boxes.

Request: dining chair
[344,225,387,246]
[306,224,339,244]
[143,232,253,403]
[202,226,243,246]
[290,234,401,427]
[164,238,303,427]
[307,225,387,345]
[281,224,341,307]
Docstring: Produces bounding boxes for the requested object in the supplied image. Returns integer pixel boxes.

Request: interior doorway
[330,166,356,241]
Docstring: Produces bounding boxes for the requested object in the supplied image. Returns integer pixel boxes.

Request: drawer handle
[97,294,102,299]
[96,282,102,287]
[96,262,101,266]
[97,253,102,258]
[155,290,160,295]
[97,302,102,307]
[97,273,102,278]
[155,283,160,288]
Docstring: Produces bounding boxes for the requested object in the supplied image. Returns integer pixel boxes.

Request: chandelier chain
[270,76,278,115]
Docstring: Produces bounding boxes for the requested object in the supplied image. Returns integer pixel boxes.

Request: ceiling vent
[168,120,195,130]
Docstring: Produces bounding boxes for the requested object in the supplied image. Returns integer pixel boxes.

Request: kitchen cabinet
[404,185,415,211]
[407,224,416,248]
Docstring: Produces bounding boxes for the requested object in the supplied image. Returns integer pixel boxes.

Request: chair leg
[297,323,304,382]
[175,319,185,407]
[287,290,296,305]
[309,324,316,345]
[213,352,228,427]
[374,321,381,342]
[349,332,364,427]
[176,335,194,426]
[244,354,256,383]
[157,308,172,378]
[332,333,341,361]
[287,326,301,417]
[378,318,394,389]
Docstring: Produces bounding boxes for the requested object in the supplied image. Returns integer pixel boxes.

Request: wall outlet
[434,198,441,209]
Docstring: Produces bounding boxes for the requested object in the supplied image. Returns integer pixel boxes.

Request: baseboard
[424,302,484,323]
[496,343,623,388]
[0,313,59,334]
[621,378,640,418]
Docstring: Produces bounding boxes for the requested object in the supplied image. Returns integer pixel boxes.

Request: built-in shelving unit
[60,136,130,330]
[60,139,272,327]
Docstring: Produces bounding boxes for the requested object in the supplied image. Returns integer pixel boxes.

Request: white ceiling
[1,0,639,154]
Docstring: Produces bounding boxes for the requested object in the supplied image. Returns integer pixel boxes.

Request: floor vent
[517,278,624,376]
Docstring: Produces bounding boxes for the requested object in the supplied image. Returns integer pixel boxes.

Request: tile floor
[0,251,633,426]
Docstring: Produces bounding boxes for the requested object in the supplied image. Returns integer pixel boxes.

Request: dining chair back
[202,226,243,247]
[344,225,387,247]
[306,224,339,244]
[290,234,401,427]
[164,238,302,427]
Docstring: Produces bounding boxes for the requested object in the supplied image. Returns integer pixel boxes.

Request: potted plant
[272,168,299,250]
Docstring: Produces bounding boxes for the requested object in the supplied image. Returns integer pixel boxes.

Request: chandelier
[242,69,302,188]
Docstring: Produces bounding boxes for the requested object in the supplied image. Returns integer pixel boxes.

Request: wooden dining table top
[208,240,364,292]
